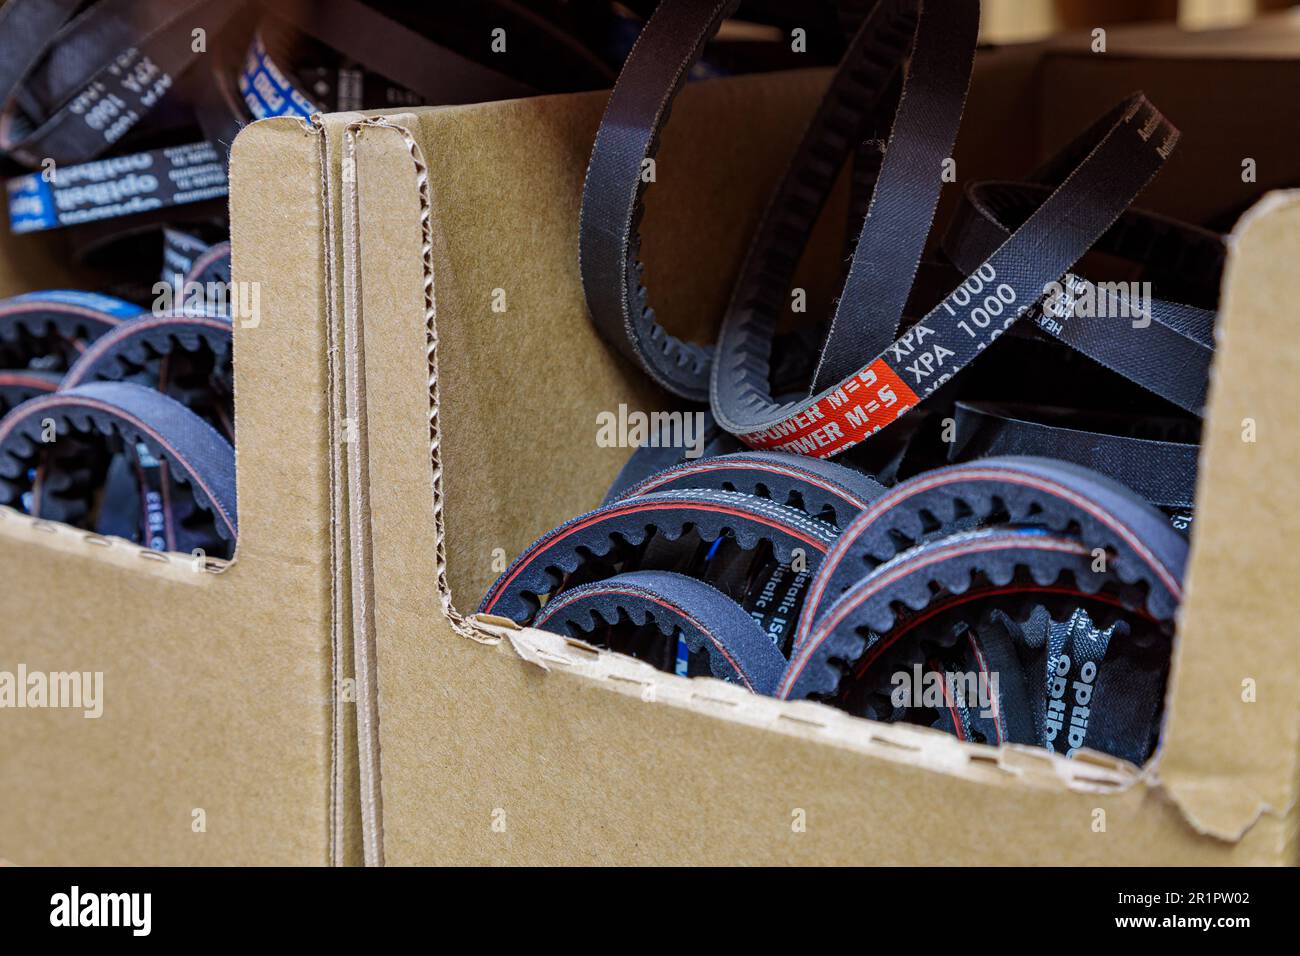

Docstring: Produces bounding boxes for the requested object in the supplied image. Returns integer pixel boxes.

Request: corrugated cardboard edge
[315,113,350,869]
[341,118,382,867]
[227,111,364,866]
[233,113,357,865]
[313,110,368,867]
[342,115,488,866]
[0,504,231,574]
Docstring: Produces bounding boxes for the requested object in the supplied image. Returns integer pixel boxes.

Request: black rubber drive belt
[0,0,246,166]
[710,91,1180,458]
[578,0,739,400]
[0,290,144,338]
[533,569,787,694]
[0,0,82,104]
[259,0,534,108]
[478,487,838,626]
[184,239,234,289]
[579,0,969,401]
[61,309,233,390]
[0,369,60,416]
[915,609,1040,748]
[236,0,616,124]
[0,290,145,370]
[60,308,235,440]
[941,178,1219,416]
[162,229,232,288]
[0,380,237,554]
[947,401,1199,516]
[793,455,1189,651]
[809,591,1041,747]
[784,530,1121,694]
[607,452,885,652]
[777,527,1173,763]
[613,449,886,530]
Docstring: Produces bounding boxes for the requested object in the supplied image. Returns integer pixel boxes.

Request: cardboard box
[334,29,1300,864]
[0,114,365,865]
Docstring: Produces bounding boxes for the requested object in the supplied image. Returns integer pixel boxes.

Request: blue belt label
[5,141,227,234]
[239,33,319,120]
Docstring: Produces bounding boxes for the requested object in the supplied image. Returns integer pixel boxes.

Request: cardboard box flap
[1156,190,1300,841]
[1045,9,1300,58]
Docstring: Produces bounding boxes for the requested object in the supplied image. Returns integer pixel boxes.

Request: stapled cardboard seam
[0,503,229,575]
[468,614,1137,794]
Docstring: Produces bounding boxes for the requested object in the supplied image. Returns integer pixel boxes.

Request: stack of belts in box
[2,0,832,559]
[480,0,1225,765]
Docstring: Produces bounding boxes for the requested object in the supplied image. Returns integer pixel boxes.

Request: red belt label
[739,359,920,459]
